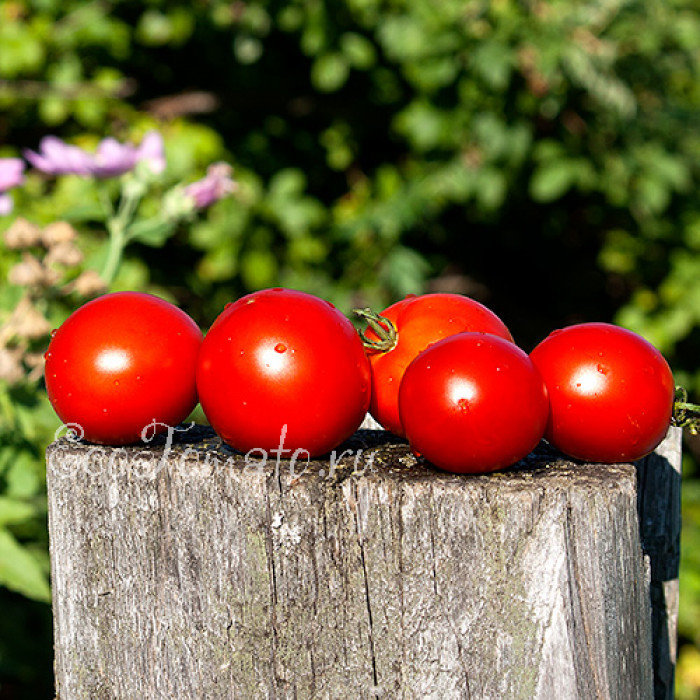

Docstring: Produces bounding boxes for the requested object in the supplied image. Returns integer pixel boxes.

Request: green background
[2,0,700,696]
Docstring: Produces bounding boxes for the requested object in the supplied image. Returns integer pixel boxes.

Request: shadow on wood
[636,427,682,700]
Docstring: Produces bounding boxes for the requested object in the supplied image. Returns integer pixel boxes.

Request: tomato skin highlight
[196,288,371,457]
[365,293,514,437]
[398,332,549,474]
[45,291,203,445]
[529,322,675,463]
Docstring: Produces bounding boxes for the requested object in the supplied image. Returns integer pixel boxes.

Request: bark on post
[46,425,678,700]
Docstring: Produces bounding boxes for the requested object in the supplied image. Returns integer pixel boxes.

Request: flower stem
[100,217,126,287]
[99,179,144,287]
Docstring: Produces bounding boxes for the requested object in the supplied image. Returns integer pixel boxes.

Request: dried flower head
[0,346,24,384]
[8,253,53,287]
[11,298,52,340]
[44,241,84,267]
[23,351,47,383]
[42,221,78,248]
[3,217,43,249]
[63,269,107,297]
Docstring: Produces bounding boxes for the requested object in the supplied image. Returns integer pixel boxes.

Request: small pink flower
[0,158,25,215]
[136,131,166,175]
[183,163,237,209]
[91,137,140,178]
[24,137,93,176]
[24,131,167,179]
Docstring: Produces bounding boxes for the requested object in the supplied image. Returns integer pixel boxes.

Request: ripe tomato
[398,332,549,474]
[45,291,203,445]
[358,293,514,437]
[196,288,371,457]
[529,322,675,462]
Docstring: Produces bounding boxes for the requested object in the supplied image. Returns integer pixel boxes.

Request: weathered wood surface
[47,425,674,700]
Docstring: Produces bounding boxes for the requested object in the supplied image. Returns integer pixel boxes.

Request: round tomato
[45,291,203,445]
[358,293,514,437]
[398,332,549,474]
[529,322,675,462]
[196,288,371,457]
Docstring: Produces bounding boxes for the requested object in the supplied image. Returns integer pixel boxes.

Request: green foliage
[2,0,700,694]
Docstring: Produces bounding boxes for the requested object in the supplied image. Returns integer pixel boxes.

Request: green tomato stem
[353,307,398,352]
[672,386,700,434]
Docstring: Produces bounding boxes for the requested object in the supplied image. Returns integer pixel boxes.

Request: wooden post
[46,424,679,699]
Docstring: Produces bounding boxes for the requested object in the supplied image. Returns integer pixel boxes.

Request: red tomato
[196,288,371,457]
[45,292,203,445]
[529,322,675,462]
[398,332,549,474]
[360,293,514,437]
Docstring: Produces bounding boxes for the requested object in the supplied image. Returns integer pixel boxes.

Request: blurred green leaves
[0,528,50,602]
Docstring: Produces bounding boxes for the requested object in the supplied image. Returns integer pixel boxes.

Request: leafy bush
[2,0,700,695]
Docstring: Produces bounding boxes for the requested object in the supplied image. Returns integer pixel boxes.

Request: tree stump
[46,424,681,700]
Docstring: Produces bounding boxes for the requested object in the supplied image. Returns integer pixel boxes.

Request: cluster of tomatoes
[45,287,679,474]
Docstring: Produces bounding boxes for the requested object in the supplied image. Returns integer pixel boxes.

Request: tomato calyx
[353,307,397,353]
[672,385,700,434]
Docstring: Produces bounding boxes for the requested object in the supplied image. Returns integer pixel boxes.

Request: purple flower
[0,158,25,215]
[91,137,140,178]
[24,137,94,176]
[92,131,166,177]
[24,131,166,179]
[135,131,166,175]
[183,163,237,209]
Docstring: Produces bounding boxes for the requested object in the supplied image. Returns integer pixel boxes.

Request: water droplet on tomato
[50,329,58,338]
[44,351,51,360]
[225,302,232,309]
[326,300,336,309]
[272,287,283,292]
[458,398,470,414]
[275,343,287,353]
[596,363,609,375]
[405,293,418,300]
